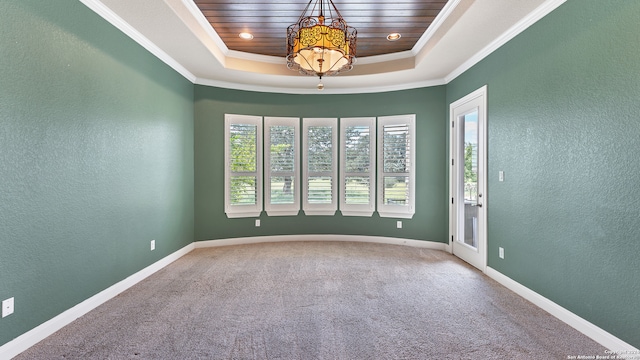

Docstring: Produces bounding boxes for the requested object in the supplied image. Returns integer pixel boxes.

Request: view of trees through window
[344,125,371,205]
[307,126,334,204]
[464,142,478,201]
[229,124,257,205]
[269,125,296,204]
[226,114,415,218]
[382,124,410,205]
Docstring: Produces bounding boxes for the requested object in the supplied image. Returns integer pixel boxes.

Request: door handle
[472,203,482,207]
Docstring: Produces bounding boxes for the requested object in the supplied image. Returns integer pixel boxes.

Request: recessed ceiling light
[387,33,401,41]
[239,32,254,40]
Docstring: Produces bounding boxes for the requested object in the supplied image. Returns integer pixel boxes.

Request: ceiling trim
[412,0,462,58]
[178,0,228,66]
[444,0,567,83]
[80,0,567,94]
[78,0,197,82]
[195,76,447,95]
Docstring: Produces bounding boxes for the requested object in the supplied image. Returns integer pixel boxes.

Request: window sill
[340,210,374,217]
[266,209,300,217]
[303,209,337,216]
[226,211,262,219]
[378,211,414,219]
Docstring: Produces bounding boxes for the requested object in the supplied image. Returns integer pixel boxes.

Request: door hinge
[451,121,454,128]
[451,159,454,166]
[451,235,453,243]
[451,197,454,204]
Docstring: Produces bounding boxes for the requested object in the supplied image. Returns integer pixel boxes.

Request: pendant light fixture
[286,0,357,90]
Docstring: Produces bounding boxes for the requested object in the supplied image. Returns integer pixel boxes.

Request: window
[224,114,262,218]
[302,118,338,215]
[378,115,416,219]
[223,113,417,219]
[340,117,376,216]
[264,117,300,216]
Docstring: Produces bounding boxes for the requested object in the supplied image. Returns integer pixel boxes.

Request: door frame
[449,85,488,272]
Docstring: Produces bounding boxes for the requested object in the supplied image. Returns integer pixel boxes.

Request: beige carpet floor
[15,241,607,359]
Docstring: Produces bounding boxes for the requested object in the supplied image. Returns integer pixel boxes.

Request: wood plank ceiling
[194,0,448,58]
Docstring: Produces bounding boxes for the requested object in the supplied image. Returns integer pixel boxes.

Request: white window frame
[264,117,300,216]
[224,114,263,218]
[340,117,376,217]
[377,114,416,219]
[302,118,338,216]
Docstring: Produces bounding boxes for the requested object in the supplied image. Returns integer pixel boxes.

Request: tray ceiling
[194,0,448,58]
[86,0,564,93]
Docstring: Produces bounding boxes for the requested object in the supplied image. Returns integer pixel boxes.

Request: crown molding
[178,0,228,66]
[195,76,446,95]
[412,0,463,57]
[226,50,286,65]
[445,0,567,83]
[81,0,563,94]
[356,51,414,65]
[79,0,196,83]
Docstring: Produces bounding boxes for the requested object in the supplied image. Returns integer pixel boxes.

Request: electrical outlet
[499,170,505,182]
[255,219,261,227]
[150,240,156,251]
[2,297,14,318]
[397,221,403,229]
[499,247,504,259]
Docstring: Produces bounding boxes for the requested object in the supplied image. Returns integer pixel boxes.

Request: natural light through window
[265,117,300,216]
[303,118,338,215]
[340,117,375,216]
[378,115,415,219]
[224,114,263,218]
[224,114,415,218]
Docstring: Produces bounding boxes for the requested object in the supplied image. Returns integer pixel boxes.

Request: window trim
[302,117,338,216]
[377,114,416,219]
[224,114,263,218]
[340,117,376,217]
[264,117,300,216]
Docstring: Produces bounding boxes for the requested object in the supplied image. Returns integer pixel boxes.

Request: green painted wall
[3,0,637,352]
[194,86,447,242]
[447,0,640,347]
[0,0,194,347]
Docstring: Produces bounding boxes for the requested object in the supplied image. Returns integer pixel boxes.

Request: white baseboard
[1,236,441,359]
[0,243,195,360]
[485,267,638,352]
[195,234,447,251]
[9,240,632,359]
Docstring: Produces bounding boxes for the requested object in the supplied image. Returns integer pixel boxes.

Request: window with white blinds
[377,114,416,219]
[264,117,300,216]
[223,114,417,219]
[340,117,375,216]
[224,114,262,218]
[302,118,338,215]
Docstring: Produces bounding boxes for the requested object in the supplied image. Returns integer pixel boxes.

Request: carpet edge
[194,235,447,250]
[0,243,196,360]
[485,266,638,352]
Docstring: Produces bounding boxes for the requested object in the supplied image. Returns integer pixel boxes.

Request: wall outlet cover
[150,240,156,251]
[2,297,14,318]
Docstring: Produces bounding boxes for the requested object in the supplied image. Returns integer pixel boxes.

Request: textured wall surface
[194,86,447,242]
[0,1,194,346]
[447,0,640,347]
[2,0,637,352]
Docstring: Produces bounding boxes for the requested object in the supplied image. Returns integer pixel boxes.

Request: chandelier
[286,0,357,90]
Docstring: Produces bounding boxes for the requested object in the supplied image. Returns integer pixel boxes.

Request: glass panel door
[462,111,479,249]
[450,86,487,271]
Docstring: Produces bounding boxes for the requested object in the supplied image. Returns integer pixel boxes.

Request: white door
[450,86,487,271]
